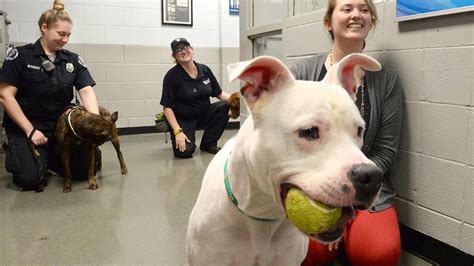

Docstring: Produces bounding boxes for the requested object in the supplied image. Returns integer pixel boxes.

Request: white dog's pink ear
[323,53,381,99]
[227,56,295,107]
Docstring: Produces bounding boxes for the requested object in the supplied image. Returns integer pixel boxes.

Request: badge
[66,63,74,73]
[77,56,87,67]
[193,88,197,93]
[203,78,210,85]
[5,48,18,61]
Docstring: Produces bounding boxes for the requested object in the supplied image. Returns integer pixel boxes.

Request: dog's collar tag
[224,157,278,222]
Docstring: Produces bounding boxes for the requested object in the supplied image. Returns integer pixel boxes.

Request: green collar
[224,157,278,222]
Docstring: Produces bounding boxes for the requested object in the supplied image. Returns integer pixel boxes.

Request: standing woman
[290,0,403,265]
[161,38,231,158]
[0,0,99,191]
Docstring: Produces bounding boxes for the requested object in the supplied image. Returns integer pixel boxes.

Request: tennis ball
[285,188,341,234]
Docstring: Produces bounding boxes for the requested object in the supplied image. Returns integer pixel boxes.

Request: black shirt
[160,62,222,120]
[0,39,95,129]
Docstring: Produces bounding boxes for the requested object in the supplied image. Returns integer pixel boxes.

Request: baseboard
[117,121,240,136]
[226,121,240,129]
[117,126,157,135]
[400,223,474,265]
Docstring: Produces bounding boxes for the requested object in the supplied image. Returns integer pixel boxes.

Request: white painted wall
[5,0,239,47]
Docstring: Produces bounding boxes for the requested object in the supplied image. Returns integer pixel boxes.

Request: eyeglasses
[175,45,190,54]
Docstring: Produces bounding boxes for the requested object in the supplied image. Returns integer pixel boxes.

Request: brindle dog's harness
[64,106,112,143]
[64,105,86,141]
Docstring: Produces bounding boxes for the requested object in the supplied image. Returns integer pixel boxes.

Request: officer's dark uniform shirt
[160,62,222,120]
[0,39,95,130]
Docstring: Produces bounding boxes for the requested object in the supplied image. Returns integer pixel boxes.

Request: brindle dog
[56,106,128,193]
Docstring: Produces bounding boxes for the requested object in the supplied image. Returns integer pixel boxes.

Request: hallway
[0,131,237,264]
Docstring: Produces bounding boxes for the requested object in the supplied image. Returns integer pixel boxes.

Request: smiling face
[173,43,194,64]
[325,0,376,44]
[41,20,72,52]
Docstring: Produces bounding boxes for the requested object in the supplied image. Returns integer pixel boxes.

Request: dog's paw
[63,186,72,193]
[63,179,73,193]
[121,166,128,174]
[88,181,99,190]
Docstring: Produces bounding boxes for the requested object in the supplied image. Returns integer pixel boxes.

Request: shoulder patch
[5,47,19,61]
[77,56,87,67]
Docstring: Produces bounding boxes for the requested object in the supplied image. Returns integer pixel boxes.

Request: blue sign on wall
[396,0,474,21]
[229,0,239,15]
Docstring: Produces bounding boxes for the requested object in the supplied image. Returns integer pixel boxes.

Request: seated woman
[291,0,403,265]
[160,38,231,158]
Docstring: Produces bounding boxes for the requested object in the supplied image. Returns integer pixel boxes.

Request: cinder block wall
[240,0,473,256]
[4,0,241,129]
[63,44,239,128]
[8,43,240,128]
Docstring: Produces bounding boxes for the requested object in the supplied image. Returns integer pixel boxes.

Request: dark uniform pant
[5,126,97,191]
[170,101,230,158]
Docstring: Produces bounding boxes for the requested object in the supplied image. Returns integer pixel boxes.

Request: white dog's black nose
[348,163,383,208]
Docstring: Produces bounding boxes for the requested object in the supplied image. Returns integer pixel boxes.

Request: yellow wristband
[174,128,183,136]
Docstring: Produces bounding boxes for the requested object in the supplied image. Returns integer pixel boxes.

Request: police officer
[0,0,100,191]
[161,38,231,158]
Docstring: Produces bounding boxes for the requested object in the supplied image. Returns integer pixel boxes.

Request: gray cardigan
[290,51,403,211]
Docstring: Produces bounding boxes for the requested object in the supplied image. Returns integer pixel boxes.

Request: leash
[27,128,45,190]
[66,106,84,140]
[224,157,278,222]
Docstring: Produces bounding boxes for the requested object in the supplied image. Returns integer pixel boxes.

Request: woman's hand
[30,129,48,146]
[217,91,231,101]
[175,131,190,152]
[164,108,190,152]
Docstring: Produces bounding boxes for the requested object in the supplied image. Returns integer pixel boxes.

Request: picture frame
[229,0,239,15]
[396,0,474,21]
[162,0,193,26]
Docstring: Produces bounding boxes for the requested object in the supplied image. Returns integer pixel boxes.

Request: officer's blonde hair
[38,0,72,30]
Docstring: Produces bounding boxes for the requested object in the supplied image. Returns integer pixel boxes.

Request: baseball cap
[171,37,190,54]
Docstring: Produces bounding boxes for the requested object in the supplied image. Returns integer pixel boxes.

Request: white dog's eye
[299,127,319,140]
[357,126,364,138]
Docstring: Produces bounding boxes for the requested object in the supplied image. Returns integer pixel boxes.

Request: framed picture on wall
[162,0,193,26]
[396,0,474,21]
[229,0,239,15]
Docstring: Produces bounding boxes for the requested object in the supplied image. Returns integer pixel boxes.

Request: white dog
[186,54,383,265]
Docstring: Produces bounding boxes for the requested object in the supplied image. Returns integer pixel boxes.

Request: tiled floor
[0,130,430,265]
[0,130,237,264]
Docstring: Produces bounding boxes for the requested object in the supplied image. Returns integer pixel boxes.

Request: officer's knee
[12,174,39,191]
[13,165,41,191]
[6,155,41,191]
[174,149,194,158]
[216,100,230,114]
[172,139,195,158]
[347,240,401,266]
